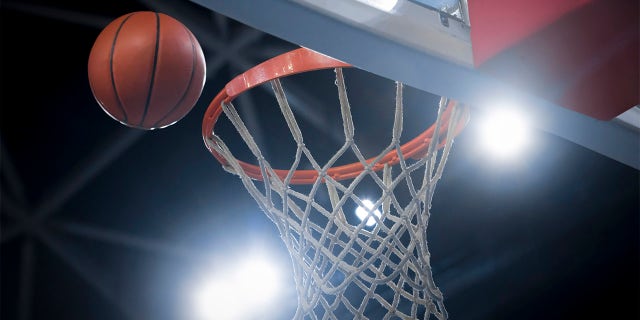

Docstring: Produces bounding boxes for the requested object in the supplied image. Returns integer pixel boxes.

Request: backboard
[188,0,639,169]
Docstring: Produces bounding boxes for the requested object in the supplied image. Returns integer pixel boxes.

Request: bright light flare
[355,199,382,227]
[236,257,282,305]
[193,277,239,320]
[478,108,531,160]
[355,0,399,12]
[190,255,284,320]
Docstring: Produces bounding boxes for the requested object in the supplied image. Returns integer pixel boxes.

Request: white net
[205,68,466,319]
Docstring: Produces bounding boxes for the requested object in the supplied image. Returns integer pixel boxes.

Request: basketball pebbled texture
[88,11,206,130]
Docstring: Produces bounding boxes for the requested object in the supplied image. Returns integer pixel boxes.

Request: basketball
[88,11,206,130]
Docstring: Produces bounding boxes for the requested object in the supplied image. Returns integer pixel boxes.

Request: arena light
[190,254,284,320]
[355,199,382,227]
[355,0,399,12]
[478,107,531,160]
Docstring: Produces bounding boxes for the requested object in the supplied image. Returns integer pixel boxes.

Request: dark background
[1,1,638,319]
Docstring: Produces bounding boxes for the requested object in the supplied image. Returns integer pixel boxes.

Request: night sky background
[1,1,638,319]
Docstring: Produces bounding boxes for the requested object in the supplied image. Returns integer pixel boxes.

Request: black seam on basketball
[110,13,135,123]
[153,27,197,128]
[140,12,160,127]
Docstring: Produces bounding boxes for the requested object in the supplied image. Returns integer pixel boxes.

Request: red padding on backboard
[469,0,639,120]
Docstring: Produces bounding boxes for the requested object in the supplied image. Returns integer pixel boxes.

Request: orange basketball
[88,11,206,130]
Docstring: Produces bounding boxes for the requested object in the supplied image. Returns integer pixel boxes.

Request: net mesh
[205,68,465,319]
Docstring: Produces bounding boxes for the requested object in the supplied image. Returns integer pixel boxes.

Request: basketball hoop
[202,47,469,319]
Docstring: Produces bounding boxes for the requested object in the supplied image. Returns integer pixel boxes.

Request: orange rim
[202,47,469,184]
